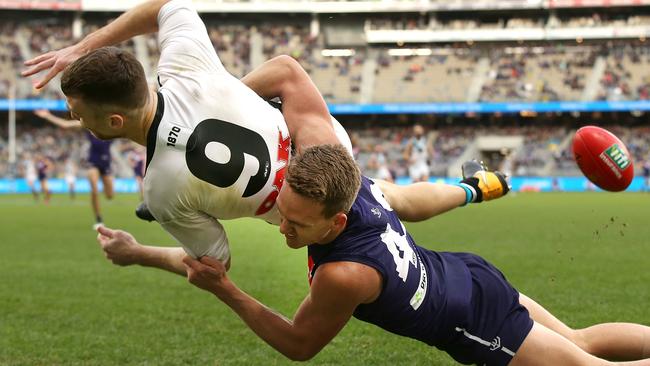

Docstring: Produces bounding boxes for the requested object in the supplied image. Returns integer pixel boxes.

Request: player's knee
[569,328,594,354]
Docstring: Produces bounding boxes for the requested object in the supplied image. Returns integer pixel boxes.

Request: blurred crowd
[3,12,650,104]
[2,10,650,182]
[368,13,650,31]
[2,120,649,181]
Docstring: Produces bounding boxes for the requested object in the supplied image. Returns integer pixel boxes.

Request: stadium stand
[2,2,650,182]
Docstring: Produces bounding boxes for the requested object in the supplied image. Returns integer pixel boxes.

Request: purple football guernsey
[308,176,473,346]
[307,177,533,365]
[36,159,49,180]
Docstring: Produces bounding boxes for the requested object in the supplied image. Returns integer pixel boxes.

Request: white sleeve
[159,213,230,262]
[156,0,225,78]
[331,116,354,156]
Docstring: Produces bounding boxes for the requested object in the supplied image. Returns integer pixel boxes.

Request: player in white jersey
[143,0,293,259]
[23,0,504,276]
[64,156,77,200]
[22,0,354,266]
[22,153,39,200]
[403,124,432,183]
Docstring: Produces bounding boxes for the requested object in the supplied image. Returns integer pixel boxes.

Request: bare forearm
[76,0,167,53]
[211,282,313,361]
[136,245,187,276]
[36,111,81,128]
[402,183,466,221]
[377,180,466,222]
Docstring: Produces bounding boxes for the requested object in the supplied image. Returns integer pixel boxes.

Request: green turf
[0,192,649,365]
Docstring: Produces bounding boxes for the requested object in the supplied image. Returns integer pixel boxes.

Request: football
[572,126,634,192]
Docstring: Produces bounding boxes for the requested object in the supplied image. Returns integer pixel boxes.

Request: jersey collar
[145,91,165,172]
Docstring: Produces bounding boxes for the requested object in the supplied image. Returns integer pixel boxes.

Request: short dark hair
[286,144,361,218]
[61,47,148,110]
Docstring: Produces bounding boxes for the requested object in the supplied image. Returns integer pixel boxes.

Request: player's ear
[332,212,347,231]
[109,114,124,129]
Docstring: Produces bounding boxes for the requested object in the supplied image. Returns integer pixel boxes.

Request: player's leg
[68,179,75,200]
[520,293,650,360]
[28,178,39,200]
[101,174,114,200]
[40,178,51,204]
[408,165,420,183]
[510,321,650,366]
[420,163,430,183]
[88,167,103,225]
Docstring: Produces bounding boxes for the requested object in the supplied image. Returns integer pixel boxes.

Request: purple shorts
[442,252,533,366]
[88,159,112,176]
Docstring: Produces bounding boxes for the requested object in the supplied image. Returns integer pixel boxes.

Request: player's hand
[183,255,228,294]
[22,44,85,89]
[96,225,142,266]
[460,160,510,203]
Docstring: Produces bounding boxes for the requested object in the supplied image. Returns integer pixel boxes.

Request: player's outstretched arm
[374,161,509,222]
[34,109,81,129]
[22,0,169,89]
[184,257,377,361]
[375,179,467,222]
[241,55,340,152]
[96,225,188,276]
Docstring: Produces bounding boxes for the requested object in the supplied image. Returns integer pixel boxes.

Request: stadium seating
[3,9,650,180]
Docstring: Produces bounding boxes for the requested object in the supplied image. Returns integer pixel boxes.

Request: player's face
[276,186,336,249]
[66,97,122,140]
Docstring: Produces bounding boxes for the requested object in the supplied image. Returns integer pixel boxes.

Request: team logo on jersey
[371,207,382,218]
[255,129,291,215]
[490,336,501,351]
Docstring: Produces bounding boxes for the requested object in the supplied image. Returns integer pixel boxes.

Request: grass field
[0,192,649,365]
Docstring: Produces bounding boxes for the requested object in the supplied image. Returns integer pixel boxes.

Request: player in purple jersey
[34,153,53,204]
[184,144,650,366]
[35,109,114,227]
[125,145,146,200]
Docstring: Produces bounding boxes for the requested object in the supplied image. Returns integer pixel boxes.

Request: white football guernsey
[144,0,291,261]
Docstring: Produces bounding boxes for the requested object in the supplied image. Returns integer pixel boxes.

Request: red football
[572,126,634,192]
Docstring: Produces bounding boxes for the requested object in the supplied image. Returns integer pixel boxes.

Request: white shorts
[409,162,429,181]
[66,176,75,185]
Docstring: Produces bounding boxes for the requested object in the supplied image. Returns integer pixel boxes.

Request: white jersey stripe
[455,327,516,356]
[455,327,492,347]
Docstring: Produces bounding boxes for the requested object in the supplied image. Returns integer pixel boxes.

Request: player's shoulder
[312,261,380,299]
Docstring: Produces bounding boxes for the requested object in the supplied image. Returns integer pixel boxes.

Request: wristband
[457,183,476,206]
